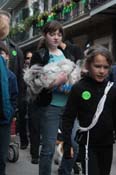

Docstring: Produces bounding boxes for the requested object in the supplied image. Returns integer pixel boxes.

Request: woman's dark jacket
[30,48,52,106]
[8,69,18,113]
[62,76,116,157]
[3,38,25,100]
[30,44,82,106]
[59,41,83,63]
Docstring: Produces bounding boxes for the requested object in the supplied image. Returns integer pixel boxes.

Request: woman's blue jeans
[39,105,62,175]
[0,124,10,175]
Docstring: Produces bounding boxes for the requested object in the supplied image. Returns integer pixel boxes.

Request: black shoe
[73,162,82,174]
[20,144,28,150]
[31,158,39,164]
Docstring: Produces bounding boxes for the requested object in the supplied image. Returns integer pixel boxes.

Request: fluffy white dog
[23,59,82,101]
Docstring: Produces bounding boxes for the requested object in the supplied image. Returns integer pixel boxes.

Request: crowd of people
[0,9,116,175]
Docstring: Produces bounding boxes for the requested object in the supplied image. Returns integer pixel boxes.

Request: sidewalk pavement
[6,145,58,175]
[6,143,116,175]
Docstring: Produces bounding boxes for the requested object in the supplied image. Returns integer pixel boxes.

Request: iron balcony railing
[10,0,115,44]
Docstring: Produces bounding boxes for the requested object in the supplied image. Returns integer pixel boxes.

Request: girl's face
[45,30,62,49]
[87,54,110,82]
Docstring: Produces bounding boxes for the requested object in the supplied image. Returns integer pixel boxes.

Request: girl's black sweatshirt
[62,76,116,157]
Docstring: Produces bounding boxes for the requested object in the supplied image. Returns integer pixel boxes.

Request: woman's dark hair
[85,45,113,66]
[42,20,64,36]
[37,37,46,49]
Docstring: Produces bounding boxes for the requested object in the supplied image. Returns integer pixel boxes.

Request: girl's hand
[70,147,74,158]
[63,142,74,159]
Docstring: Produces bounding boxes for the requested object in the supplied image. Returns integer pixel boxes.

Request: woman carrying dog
[28,20,78,175]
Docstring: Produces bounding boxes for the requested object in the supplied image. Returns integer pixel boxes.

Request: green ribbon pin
[82,91,91,100]
[12,50,17,56]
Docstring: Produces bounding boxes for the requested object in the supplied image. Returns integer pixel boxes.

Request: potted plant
[52,3,63,14]
[72,0,80,2]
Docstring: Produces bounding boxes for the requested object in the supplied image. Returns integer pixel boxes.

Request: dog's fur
[23,59,82,101]
[54,141,82,174]
[54,141,63,165]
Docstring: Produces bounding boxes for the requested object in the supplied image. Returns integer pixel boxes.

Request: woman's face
[87,54,110,82]
[45,29,62,48]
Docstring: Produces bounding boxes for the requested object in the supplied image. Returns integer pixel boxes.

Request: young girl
[62,45,116,175]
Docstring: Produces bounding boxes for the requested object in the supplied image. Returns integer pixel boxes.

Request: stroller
[7,117,19,163]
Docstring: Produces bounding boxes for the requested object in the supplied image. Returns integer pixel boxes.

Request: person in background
[0,41,18,110]
[108,63,116,143]
[58,40,83,175]
[62,45,116,175]
[25,50,41,164]
[19,51,33,150]
[0,10,26,149]
[109,64,116,84]
[59,40,83,63]
[24,51,32,68]
[0,10,24,81]
[0,24,18,175]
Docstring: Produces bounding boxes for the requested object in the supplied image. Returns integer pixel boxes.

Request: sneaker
[73,162,82,174]
[31,158,39,164]
[20,144,28,150]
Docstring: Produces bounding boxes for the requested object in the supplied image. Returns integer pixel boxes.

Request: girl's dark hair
[85,45,113,66]
[42,20,64,36]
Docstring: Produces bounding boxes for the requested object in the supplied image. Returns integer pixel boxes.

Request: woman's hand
[49,72,68,88]
[58,84,72,94]
[54,72,68,86]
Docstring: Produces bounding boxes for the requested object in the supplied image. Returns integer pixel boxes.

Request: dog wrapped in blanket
[23,58,82,101]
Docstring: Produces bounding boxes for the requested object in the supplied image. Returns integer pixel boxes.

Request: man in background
[0,16,18,175]
[0,10,27,149]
